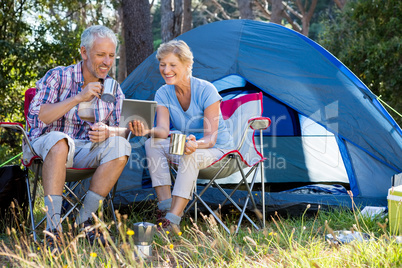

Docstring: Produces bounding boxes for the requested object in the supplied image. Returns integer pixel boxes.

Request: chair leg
[212,175,260,230]
[259,130,266,228]
[25,171,37,242]
[234,158,261,233]
[193,191,231,234]
[185,157,232,214]
[108,183,118,224]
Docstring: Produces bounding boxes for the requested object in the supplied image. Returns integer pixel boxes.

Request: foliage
[0,0,117,162]
[0,200,401,267]
[319,0,402,125]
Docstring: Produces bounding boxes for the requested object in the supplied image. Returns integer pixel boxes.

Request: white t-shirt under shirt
[155,76,234,150]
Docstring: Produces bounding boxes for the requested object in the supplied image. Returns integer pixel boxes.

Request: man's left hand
[89,122,110,143]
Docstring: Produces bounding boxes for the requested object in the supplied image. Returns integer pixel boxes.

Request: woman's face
[159,53,190,86]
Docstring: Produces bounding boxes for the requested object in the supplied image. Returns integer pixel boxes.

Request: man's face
[81,36,116,81]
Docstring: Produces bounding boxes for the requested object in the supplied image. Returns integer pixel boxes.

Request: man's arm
[88,123,130,142]
[108,126,131,138]
[39,82,102,125]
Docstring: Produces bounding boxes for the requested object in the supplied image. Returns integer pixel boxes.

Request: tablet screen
[120,99,157,130]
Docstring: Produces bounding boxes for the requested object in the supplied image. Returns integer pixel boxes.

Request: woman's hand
[184,134,198,155]
[89,122,109,143]
[129,120,150,136]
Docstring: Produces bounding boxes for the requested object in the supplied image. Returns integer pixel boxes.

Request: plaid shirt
[27,61,124,141]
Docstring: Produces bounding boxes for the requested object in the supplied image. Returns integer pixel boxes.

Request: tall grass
[0,200,401,267]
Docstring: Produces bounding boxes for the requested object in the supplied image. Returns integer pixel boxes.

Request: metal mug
[169,133,187,155]
[133,222,156,258]
[101,79,117,103]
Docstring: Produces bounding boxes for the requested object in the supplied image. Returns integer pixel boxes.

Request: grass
[0,196,401,267]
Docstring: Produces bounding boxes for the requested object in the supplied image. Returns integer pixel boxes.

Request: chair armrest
[0,122,37,160]
[248,117,271,130]
[0,122,24,130]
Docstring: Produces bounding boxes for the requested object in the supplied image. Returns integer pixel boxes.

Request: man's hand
[184,134,198,155]
[77,81,103,103]
[89,122,109,143]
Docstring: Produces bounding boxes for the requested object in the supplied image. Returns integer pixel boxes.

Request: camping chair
[170,92,271,234]
[0,88,118,242]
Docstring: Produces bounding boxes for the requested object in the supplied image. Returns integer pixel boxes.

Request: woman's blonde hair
[156,40,194,75]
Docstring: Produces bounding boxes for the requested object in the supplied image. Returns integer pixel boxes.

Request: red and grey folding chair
[171,92,271,234]
[0,88,118,242]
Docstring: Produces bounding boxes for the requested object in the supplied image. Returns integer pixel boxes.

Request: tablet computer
[120,99,157,129]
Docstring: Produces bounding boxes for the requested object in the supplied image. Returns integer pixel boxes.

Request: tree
[183,0,193,33]
[295,0,318,36]
[121,0,154,74]
[319,0,402,125]
[198,0,319,36]
[161,0,184,42]
[0,0,117,160]
[237,0,255,19]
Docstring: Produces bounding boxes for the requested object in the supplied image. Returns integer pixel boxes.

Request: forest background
[0,0,401,161]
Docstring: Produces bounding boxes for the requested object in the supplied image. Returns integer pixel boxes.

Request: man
[25,25,131,250]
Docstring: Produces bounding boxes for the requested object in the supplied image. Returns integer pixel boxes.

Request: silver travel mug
[101,79,117,103]
[169,133,187,155]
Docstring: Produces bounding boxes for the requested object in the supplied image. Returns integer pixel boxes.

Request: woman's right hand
[129,120,150,136]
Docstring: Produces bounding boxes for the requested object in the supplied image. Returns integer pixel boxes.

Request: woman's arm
[129,105,170,139]
[192,100,221,150]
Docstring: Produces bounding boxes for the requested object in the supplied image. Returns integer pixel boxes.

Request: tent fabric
[120,19,402,203]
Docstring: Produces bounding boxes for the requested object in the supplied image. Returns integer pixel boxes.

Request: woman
[129,40,233,232]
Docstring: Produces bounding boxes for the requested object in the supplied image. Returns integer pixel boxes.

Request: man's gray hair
[80,25,118,51]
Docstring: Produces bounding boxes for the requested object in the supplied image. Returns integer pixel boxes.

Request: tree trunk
[295,0,318,36]
[173,0,183,38]
[182,0,192,33]
[271,0,283,24]
[237,0,254,20]
[161,0,174,42]
[118,25,127,84]
[122,0,154,75]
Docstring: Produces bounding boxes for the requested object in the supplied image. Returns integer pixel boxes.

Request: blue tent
[116,20,402,211]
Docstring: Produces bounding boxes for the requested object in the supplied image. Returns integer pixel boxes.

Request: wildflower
[90,252,97,258]
[269,232,273,236]
[159,222,162,226]
[127,229,134,236]
[169,244,174,250]
[166,231,170,235]
[63,265,68,268]
[178,232,182,236]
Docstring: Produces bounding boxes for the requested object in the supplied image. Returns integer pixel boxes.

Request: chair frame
[0,88,119,242]
[170,93,270,234]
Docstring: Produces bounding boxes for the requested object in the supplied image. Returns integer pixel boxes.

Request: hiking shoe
[79,218,110,246]
[156,218,180,235]
[156,209,167,221]
[44,229,63,254]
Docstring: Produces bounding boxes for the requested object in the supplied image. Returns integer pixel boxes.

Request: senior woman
[129,40,233,232]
